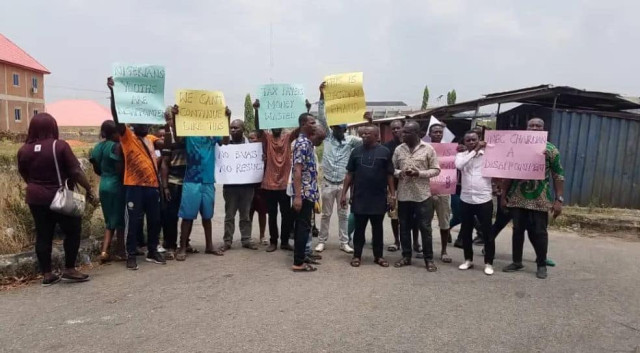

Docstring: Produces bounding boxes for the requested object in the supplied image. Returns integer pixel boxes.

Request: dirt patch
[551,206,640,241]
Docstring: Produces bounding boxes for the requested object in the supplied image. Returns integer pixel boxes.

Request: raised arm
[107,77,126,135]
[454,151,476,169]
[317,82,329,131]
[219,107,232,145]
[253,99,265,138]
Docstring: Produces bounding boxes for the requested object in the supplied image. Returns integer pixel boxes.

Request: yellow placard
[175,89,229,136]
[323,72,366,126]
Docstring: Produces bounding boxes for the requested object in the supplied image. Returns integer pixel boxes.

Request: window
[33,109,39,117]
[14,108,22,122]
[32,77,38,89]
[12,73,19,86]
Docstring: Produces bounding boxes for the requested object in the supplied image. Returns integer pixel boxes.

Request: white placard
[421,116,455,143]
[215,142,265,184]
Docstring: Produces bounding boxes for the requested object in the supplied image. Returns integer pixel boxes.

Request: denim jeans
[398,198,435,261]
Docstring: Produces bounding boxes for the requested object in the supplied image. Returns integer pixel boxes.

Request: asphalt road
[1,202,639,353]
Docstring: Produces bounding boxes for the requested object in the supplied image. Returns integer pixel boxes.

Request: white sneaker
[458,260,474,270]
[340,243,354,254]
[484,264,494,276]
[315,243,325,252]
[157,245,166,253]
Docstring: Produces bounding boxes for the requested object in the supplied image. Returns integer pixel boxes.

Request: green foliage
[244,93,256,132]
[421,85,429,110]
[447,89,457,105]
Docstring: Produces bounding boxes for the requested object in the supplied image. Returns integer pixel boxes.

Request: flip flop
[387,244,399,252]
[394,257,412,268]
[186,246,199,254]
[374,258,389,267]
[304,257,321,265]
[292,264,317,272]
[440,253,452,263]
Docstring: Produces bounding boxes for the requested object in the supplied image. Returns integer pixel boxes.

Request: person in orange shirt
[107,77,166,271]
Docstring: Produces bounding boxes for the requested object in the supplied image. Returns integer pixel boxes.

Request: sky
[3,0,640,116]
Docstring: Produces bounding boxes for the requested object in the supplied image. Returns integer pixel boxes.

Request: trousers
[398,198,435,261]
[353,214,384,259]
[265,189,292,245]
[294,200,314,266]
[319,182,349,244]
[223,185,254,245]
[29,204,82,273]
[125,186,161,257]
[511,208,549,266]
[460,200,494,264]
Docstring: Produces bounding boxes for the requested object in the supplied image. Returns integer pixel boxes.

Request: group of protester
[16,79,564,286]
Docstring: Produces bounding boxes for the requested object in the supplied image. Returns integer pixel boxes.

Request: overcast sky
[3,0,639,115]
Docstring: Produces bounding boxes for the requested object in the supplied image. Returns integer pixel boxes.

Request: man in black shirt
[341,125,396,268]
[383,119,403,252]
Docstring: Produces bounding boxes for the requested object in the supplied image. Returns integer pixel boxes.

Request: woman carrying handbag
[17,113,97,286]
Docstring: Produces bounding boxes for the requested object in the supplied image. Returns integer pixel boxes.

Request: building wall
[0,62,45,132]
[497,104,640,209]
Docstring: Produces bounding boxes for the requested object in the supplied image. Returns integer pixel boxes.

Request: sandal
[440,253,452,263]
[205,248,224,256]
[176,252,187,261]
[308,252,323,260]
[374,258,389,267]
[242,242,259,250]
[186,246,199,254]
[350,258,361,267]
[394,257,412,268]
[426,261,438,272]
[165,251,176,261]
[292,264,317,272]
[387,244,399,252]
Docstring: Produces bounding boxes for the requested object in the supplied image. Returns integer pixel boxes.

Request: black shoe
[42,274,61,287]
[502,262,524,272]
[146,252,166,265]
[266,244,278,252]
[536,266,548,279]
[453,238,463,249]
[280,243,294,251]
[126,257,138,270]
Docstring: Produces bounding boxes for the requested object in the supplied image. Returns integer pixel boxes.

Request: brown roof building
[0,33,50,132]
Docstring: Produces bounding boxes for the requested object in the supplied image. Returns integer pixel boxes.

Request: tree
[244,93,255,132]
[421,85,429,110]
[447,89,457,105]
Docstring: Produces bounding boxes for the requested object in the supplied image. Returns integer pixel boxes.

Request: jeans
[265,189,292,245]
[124,186,161,257]
[29,204,82,274]
[223,185,255,245]
[398,198,435,261]
[460,200,494,264]
[511,208,549,266]
[294,200,314,266]
[162,183,183,250]
[319,182,349,244]
[353,214,384,259]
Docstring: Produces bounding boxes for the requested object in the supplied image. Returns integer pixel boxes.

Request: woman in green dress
[90,121,125,263]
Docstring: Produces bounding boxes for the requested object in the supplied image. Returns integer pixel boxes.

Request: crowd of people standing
[16,79,564,286]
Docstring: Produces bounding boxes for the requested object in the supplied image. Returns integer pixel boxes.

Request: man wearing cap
[314,82,362,254]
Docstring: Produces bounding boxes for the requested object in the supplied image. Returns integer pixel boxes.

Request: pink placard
[482,130,547,180]
[429,143,458,195]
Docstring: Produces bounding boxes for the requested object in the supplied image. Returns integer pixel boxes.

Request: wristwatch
[556,196,564,203]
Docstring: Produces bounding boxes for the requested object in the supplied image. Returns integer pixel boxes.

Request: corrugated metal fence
[549,111,640,208]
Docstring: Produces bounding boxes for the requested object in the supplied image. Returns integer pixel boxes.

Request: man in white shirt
[454,130,495,275]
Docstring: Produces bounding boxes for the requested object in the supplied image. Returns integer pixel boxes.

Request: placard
[482,130,547,180]
[112,64,165,124]
[429,143,458,195]
[258,84,306,129]
[323,72,366,126]
[215,143,265,184]
[175,90,228,136]
[421,116,455,143]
